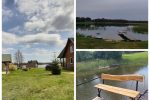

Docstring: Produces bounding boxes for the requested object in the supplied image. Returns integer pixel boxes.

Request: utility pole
[53,52,56,61]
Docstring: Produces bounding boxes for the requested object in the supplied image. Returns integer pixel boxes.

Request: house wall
[65,41,74,70]
[26,62,38,68]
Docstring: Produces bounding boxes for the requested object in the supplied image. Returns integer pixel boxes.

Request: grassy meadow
[77,52,148,77]
[76,35,148,49]
[2,68,74,100]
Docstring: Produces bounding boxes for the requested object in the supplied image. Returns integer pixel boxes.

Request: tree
[15,50,24,69]
[77,51,123,62]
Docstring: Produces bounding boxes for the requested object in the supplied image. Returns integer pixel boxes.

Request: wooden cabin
[2,54,12,73]
[26,60,38,68]
[58,38,74,70]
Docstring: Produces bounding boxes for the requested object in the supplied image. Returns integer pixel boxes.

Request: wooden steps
[95,84,140,98]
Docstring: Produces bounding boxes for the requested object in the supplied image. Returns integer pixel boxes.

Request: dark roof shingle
[58,38,74,58]
[2,54,12,62]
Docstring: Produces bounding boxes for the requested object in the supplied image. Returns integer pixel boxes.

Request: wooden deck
[95,84,140,98]
[118,33,140,41]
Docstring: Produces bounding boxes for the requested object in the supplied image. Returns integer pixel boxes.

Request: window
[70,46,73,53]
[70,57,73,64]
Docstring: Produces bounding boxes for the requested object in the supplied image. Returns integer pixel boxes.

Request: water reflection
[77,26,148,41]
[76,66,148,100]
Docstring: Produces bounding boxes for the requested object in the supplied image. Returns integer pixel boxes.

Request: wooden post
[136,81,138,91]
[130,97,135,100]
[102,79,104,84]
[5,62,9,74]
[97,89,100,97]
[63,58,65,68]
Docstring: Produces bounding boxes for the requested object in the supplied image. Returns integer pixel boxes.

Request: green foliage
[51,60,62,75]
[2,68,73,100]
[77,51,122,62]
[22,68,28,71]
[76,51,93,62]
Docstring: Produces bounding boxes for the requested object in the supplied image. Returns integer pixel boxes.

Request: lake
[77,26,148,41]
[38,65,47,68]
[76,66,148,100]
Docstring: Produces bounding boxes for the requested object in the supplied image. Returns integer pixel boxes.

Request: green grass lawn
[2,68,74,100]
[77,52,148,77]
[121,52,148,66]
[76,35,148,49]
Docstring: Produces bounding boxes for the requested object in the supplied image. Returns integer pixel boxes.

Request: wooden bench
[94,73,144,100]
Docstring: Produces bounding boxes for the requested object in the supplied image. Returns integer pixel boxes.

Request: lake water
[76,66,148,100]
[38,65,46,68]
[77,26,148,41]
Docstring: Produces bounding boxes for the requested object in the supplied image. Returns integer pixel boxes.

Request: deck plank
[95,84,140,98]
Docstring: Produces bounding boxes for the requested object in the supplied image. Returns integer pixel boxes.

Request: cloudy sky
[2,0,74,62]
[77,0,148,20]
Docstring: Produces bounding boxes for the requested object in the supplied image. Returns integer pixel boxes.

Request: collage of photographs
[2,0,148,100]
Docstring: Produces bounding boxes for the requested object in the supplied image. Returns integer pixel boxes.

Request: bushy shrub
[9,63,17,71]
[51,60,62,75]
[45,64,52,71]
[22,68,28,71]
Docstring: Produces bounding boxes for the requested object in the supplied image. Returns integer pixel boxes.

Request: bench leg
[130,98,135,100]
[97,89,101,97]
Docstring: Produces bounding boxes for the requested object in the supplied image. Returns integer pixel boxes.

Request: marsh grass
[132,24,148,34]
[2,68,74,100]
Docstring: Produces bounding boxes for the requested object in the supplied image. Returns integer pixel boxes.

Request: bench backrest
[101,73,143,82]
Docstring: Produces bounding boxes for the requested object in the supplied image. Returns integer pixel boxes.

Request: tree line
[76,17,148,23]
[76,51,142,62]
[76,51,122,62]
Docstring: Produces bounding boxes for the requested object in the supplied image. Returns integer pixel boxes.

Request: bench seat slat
[95,84,140,98]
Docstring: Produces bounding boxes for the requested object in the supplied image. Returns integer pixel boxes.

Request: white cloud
[2,7,13,22]
[2,47,15,54]
[16,0,74,32]
[2,31,64,45]
[2,32,18,44]
[24,18,46,31]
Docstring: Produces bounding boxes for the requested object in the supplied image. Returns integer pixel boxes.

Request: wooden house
[58,38,74,70]
[26,60,38,68]
[2,54,12,71]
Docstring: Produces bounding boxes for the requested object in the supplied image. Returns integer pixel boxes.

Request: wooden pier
[118,32,141,41]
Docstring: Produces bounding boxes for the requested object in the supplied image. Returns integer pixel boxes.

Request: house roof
[2,54,12,62]
[58,38,74,58]
[28,60,38,63]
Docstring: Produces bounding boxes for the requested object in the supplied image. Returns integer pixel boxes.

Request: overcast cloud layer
[77,0,148,20]
[3,0,74,62]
